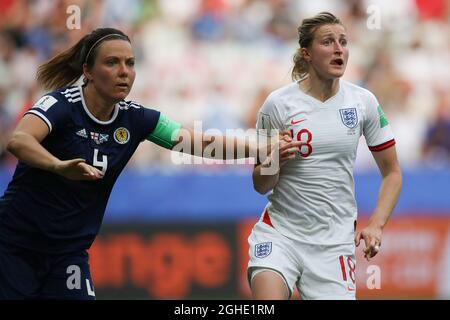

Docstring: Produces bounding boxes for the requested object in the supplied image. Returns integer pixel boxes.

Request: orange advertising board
[89,226,235,299]
[355,216,450,299]
[89,216,450,299]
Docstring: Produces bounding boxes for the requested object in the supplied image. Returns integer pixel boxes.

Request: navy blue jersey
[0,86,160,254]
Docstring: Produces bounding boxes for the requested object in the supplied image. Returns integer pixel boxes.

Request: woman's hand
[52,159,104,181]
[261,132,303,170]
[355,223,383,261]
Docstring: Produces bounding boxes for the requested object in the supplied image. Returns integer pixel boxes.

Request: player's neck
[82,85,116,121]
[299,73,340,102]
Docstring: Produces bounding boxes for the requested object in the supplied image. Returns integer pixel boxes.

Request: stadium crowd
[0,0,449,171]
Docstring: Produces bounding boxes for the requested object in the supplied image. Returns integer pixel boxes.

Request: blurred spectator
[422,89,450,166]
[415,0,448,21]
[245,86,272,129]
[0,87,12,164]
[264,0,297,44]
[191,0,229,41]
[201,80,242,132]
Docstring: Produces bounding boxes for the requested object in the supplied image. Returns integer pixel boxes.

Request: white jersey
[256,80,395,245]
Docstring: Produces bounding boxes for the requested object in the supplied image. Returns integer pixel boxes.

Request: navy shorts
[0,241,95,300]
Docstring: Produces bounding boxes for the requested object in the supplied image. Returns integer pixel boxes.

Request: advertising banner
[91,216,450,299]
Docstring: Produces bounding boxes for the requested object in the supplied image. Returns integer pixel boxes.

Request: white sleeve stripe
[25,110,53,133]
[62,87,79,94]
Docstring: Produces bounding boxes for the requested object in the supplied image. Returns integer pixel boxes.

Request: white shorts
[247,219,356,300]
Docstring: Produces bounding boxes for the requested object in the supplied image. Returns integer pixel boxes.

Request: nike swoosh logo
[291,119,306,125]
[347,286,355,291]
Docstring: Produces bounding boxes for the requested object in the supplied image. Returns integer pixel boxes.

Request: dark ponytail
[37,28,130,90]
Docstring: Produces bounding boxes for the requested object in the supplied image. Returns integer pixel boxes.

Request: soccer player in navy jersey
[0,28,301,299]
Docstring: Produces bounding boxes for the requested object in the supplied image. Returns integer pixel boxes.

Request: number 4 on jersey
[93,149,108,175]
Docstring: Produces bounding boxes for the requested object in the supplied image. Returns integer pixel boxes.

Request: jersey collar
[297,80,343,106]
[79,85,119,125]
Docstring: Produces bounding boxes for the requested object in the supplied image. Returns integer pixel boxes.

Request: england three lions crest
[255,242,272,258]
[339,108,358,129]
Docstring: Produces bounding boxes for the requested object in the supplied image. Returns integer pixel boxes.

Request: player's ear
[300,48,311,62]
[83,63,93,82]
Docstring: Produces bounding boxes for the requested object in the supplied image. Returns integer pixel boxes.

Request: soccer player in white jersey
[247,12,402,300]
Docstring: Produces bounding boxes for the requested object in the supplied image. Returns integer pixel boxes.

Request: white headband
[84,33,127,64]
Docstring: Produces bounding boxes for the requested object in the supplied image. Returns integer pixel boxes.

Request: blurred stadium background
[1,0,450,299]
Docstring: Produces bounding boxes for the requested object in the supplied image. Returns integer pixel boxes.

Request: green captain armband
[146,113,182,149]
